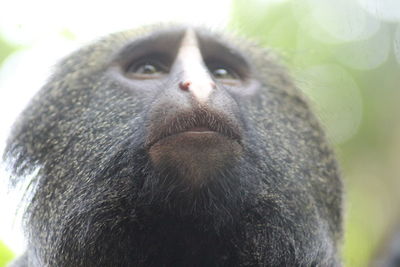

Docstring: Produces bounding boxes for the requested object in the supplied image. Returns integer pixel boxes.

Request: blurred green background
[0,241,14,267]
[1,0,399,266]
[230,1,400,266]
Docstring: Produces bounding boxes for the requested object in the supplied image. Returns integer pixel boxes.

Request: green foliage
[0,241,14,267]
[230,0,400,266]
[0,37,18,66]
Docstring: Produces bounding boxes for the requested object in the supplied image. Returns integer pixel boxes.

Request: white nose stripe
[176,29,214,102]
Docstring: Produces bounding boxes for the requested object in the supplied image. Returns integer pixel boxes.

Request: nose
[174,29,216,102]
[179,80,216,92]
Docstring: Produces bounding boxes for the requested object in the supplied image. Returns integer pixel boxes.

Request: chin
[148,131,243,188]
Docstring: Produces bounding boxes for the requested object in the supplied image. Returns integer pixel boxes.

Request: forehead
[114,27,249,64]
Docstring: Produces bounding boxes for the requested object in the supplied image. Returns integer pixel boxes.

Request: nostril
[179,81,191,91]
[179,81,217,91]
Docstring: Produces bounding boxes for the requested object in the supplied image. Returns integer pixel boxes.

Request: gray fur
[4,25,343,266]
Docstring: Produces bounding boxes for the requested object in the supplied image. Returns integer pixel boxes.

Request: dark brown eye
[212,68,230,79]
[209,65,239,81]
[126,60,168,79]
[137,63,159,74]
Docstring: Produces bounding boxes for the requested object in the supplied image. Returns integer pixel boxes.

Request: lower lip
[184,130,215,134]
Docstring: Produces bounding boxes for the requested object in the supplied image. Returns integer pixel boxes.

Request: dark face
[94,28,264,226]
[109,29,258,185]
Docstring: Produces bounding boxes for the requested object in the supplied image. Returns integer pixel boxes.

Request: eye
[212,68,237,79]
[126,60,168,79]
[207,64,240,83]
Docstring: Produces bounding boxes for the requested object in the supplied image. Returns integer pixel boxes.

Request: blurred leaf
[0,240,14,267]
[0,36,18,65]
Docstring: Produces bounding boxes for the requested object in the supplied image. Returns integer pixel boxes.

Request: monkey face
[106,28,262,190]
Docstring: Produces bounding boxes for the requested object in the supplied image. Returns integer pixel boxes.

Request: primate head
[4,25,343,266]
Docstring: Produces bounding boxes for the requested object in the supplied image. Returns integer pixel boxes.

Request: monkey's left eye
[211,68,237,80]
[126,60,168,79]
[207,64,240,83]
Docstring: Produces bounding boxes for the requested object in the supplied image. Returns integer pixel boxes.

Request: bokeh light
[296,64,363,144]
[358,0,400,22]
[333,27,391,70]
[0,0,231,45]
[305,0,381,43]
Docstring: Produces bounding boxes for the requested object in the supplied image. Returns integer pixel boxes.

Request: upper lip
[146,108,242,147]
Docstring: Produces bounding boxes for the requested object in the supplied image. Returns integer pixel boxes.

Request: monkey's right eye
[126,60,168,79]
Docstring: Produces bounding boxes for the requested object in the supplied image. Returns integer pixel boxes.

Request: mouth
[185,127,213,133]
[146,109,242,148]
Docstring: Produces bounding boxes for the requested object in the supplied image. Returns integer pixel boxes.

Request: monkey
[3,25,343,266]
